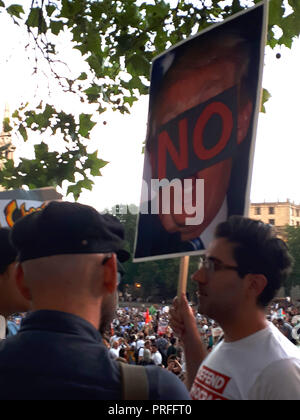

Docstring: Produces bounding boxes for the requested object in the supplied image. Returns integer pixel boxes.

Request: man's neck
[220,308,268,343]
[31,300,102,330]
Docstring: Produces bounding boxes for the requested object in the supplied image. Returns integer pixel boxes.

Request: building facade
[249,200,300,229]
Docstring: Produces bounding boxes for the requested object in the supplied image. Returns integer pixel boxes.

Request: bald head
[22,254,105,296]
[16,253,118,330]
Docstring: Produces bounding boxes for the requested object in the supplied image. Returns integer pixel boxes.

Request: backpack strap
[119,362,149,400]
[0,316,6,340]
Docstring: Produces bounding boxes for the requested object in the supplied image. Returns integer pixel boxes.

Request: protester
[0,227,30,338]
[167,337,177,358]
[127,335,137,365]
[109,340,120,360]
[0,201,190,400]
[156,333,169,366]
[151,344,163,366]
[135,332,145,363]
[170,216,300,400]
[276,318,297,345]
[166,355,182,377]
[138,340,152,365]
[116,348,128,364]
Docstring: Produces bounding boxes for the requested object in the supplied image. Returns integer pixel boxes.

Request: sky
[0,2,300,213]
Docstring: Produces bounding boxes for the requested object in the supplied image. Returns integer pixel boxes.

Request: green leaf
[232,0,243,14]
[80,178,94,191]
[60,0,85,19]
[43,104,55,120]
[261,88,272,113]
[46,5,56,17]
[6,4,24,18]
[123,96,138,107]
[12,109,20,119]
[84,85,101,102]
[34,142,49,161]
[78,113,96,138]
[3,117,12,132]
[26,7,40,27]
[87,54,103,76]
[85,151,109,176]
[67,177,95,200]
[19,124,28,141]
[67,184,81,201]
[0,1,5,7]
[268,0,284,27]
[126,54,150,77]
[78,72,88,80]
[50,20,64,35]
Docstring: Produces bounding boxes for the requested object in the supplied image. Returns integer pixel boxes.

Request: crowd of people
[88,296,300,381]
[5,298,300,375]
[4,280,300,379]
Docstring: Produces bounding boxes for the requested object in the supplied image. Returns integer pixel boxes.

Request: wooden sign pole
[177,256,190,298]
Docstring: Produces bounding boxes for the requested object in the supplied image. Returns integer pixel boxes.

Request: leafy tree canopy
[0,0,299,198]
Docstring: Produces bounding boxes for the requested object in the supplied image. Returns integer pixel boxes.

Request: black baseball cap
[0,228,17,274]
[10,201,130,263]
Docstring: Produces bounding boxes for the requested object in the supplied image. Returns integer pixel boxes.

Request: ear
[245,273,267,300]
[15,263,32,301]
[103,254,117,294]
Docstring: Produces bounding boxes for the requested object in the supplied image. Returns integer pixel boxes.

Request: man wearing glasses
[0,201,190,400]
[170,216,300,400]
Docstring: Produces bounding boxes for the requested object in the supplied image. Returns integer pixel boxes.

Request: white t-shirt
[109,347,120,360]
[152,351,163,366]
[190,322,300,400]
[110,335,119,346]
[136,339,145,351]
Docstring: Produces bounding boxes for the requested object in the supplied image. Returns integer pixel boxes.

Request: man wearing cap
[0,201,190,400]
[0,228,30,339]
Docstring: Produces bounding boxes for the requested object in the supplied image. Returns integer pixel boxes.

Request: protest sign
[0,187,62,227]
[134,1,268,262]
[157,320,168,336]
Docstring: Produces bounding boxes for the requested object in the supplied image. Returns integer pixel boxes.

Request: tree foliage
[0,0,299,198]
[285,226,300,295]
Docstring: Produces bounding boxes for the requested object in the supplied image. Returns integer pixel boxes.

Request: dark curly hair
[215,216,293,307]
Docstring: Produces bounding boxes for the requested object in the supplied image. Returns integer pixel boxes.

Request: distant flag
[145,309,150,324]
[149,305,157,316]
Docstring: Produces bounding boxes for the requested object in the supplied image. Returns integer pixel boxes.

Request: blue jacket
[0,310,190,400]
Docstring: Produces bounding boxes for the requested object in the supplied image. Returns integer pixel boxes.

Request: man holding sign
[170,216,300,400]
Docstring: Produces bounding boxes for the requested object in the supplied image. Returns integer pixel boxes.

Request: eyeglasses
[198,255,239,274]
